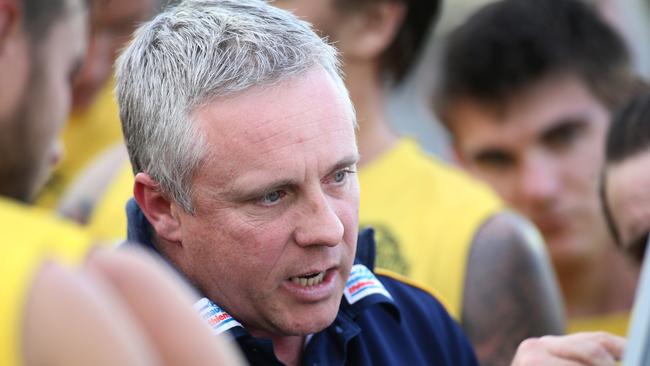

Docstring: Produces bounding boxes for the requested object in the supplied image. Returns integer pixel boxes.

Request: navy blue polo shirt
[125,198,478,365]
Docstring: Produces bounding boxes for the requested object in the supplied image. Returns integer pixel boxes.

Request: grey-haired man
[117,0,478,364]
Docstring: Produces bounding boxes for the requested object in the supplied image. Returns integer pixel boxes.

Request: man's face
[448,75,612,267]
[604,149,650,262]
[0,1,87,201]
[72,0,156,110]
[175,68,359,337]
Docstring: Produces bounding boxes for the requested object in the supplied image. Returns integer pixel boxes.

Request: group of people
[2,0,649,365]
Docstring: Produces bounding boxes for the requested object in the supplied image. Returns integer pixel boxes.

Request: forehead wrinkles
[234,86,352,145]
[194,112,354,190]
[198,97,353,164]
[244,116,352,149]
[229,122,354,177]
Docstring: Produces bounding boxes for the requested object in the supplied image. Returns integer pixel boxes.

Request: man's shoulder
[0,197,90,251]
[375,267,452,312]
[0,198,93,366]
[345,265,478,365]
[372,267,459,338]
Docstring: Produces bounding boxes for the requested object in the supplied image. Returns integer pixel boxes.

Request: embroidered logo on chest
[194,297,242,335]
[343,264,392,304]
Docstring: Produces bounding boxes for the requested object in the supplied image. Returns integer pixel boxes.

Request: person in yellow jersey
[264,1,564,366]
[4,212,244,366]
[436,0,640,338]
[0,0,244,364]
[36,0,163,210]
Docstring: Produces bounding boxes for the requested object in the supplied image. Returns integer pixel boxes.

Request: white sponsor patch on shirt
[343,264,392,305]
[194,297,242,335]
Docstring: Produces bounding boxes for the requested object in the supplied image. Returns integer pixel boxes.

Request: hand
[510,332,625,366]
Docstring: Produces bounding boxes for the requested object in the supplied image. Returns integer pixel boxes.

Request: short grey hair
[116,0,352,213]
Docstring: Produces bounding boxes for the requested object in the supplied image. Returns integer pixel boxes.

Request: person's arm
[511,332,625,366]
[84,247,246,366]
[23,261,160,366]
[23,248,246,366]
[462,211,565,366]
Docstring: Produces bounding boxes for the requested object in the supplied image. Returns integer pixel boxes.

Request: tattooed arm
[462,211,565,366]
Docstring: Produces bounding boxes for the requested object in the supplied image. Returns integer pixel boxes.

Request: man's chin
[279,302,340,336]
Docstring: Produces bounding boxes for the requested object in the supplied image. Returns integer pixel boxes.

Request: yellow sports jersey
[37,80,123,209]
[87,159,134,242]
[358,138,503,320]
[567,312,629,336]
[0,197,91,366]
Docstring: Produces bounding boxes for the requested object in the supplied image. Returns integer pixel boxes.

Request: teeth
[290,271,325,287]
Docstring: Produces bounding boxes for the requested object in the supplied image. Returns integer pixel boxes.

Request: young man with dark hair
[436,0,640,336]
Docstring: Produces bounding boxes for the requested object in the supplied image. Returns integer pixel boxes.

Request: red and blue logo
[344,264,392,304]
[194,297,242,335]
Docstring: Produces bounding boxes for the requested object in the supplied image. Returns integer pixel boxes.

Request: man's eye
[334,171,347,183]
[331,169,355,184]
[259,190,285,206]
[543,121,585,151]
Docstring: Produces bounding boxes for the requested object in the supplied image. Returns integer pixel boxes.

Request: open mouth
[289,271,326,287]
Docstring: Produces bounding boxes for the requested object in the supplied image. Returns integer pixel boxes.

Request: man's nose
[293,190,344,247]
[515,154,561,209]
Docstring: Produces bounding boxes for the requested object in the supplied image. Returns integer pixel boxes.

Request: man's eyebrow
[229,178,296,202]
[543,115,587,132]
[473,148,513,164]
[325,154,360,175]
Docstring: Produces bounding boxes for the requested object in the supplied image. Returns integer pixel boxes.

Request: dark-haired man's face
[0,0,87,201]
[604,149,650,263]
[448,75,612,269]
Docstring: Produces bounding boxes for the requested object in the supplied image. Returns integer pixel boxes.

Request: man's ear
[133,172,183,244]
[338,2,406,62]
[0,0,19,54]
